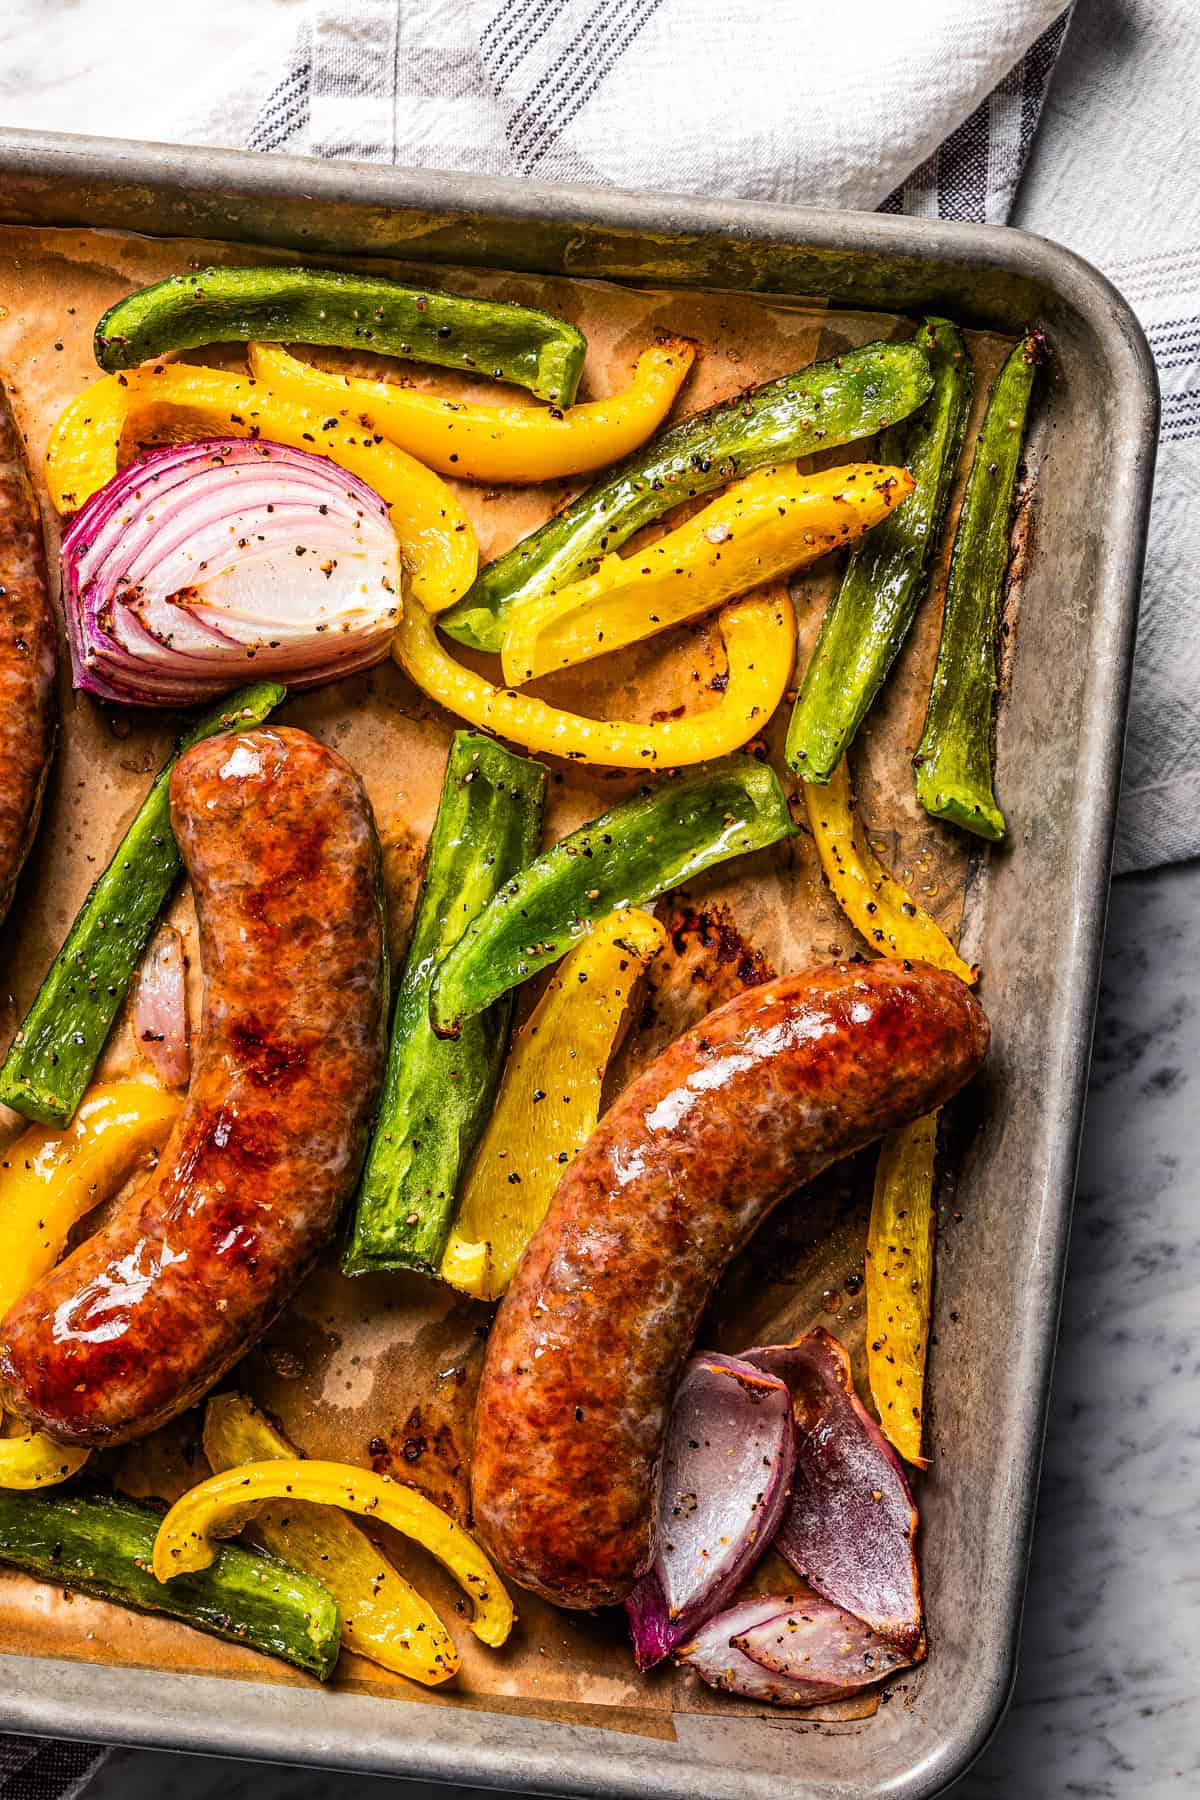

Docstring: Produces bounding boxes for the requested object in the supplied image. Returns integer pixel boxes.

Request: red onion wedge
[131,923,189,1088]
[678,1596,857,1707]
[61,439,401,707]
[733,1598,908,1689]
[743,1330,925,1660]
[624,1353,795,1670]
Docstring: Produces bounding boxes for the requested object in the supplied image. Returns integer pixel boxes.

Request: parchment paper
[0,225,1012,1738]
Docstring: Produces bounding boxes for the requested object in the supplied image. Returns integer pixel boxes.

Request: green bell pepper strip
[440,339,934,653]
[94,266,588,407]
[0,681,285,1127]
[786,319,974,783]
[913,330,1047,841]
[0,1488,341,1680]
[430,755,795,1035]
[343,732,547,1277]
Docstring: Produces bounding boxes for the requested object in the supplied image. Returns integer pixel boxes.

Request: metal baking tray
[0,127,1157,1800]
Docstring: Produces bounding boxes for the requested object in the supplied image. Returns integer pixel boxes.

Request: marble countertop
[1,4,1195,1797]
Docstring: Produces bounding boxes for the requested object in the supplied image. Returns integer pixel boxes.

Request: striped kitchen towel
[250,0,1073,220]
[249,2,1200,875]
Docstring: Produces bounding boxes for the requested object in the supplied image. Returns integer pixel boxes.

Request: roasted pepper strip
[395,586,796,770]
[248,338,697,484]
[0,683,284,1127]
[203,1395,459,1684]
[441,340,933,652]
[0,1080,181,1490]
[344,732,547,1277]
[95,265,588,406]
[501,462,914,686]
[867,1114,938,1468]
[152,1460,513,1650]
[431,755,794,1033]
[804,757,976,982]
[442,907,666,1299]
[914,331,1046,840]
[42,371,129,513]
[0,1432,91,1490]
[787,320,974,782]
[0,1080,182,1321]
[45,365,476,614]
[0,1488,341,1678]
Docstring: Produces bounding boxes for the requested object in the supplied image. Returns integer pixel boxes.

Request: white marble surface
[1,3,1196,1797]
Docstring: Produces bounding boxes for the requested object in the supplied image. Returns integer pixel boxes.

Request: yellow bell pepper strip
[442,340,933,654]
[152,1459,514,1649]
[394,585,796,769]
[45,365,476,615]
[203,1394,459,1684]
[0,1434,90,1491]
[247,338,698,485]
[41,372,129,514]
[808,755,973,1469]
[442,907,666,1300]
[0,1079,181,1490]
[501,463,914,687]
[0,1079,182,1321]
[803,757,977,983]
[866,1113,938,1469]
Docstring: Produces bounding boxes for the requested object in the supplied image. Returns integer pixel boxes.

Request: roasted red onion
[61,439,401,707]
[624,1353,795,1669]
[678,1595,856,1706]
[733,1597,908,1688]
[743,1330,925,1659]
[131,923,189,1088]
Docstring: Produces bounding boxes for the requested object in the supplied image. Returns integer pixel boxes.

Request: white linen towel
[251,0,1073,219]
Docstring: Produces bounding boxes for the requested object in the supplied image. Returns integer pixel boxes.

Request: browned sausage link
[0,380,56,925]
[470,958,989,1609]
[0,727,386,1446]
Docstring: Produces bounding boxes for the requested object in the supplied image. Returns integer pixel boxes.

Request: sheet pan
[0,129,1158,1800]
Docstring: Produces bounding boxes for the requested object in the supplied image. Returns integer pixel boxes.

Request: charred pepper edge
[913,329,1048,841]
[93,266,588,407]
[0,1486,341,1679]
[439,339,935,654]
[0,681,286,1127]
[429,755,796,1037]
[786,318,975,783]
[342,731,548,1278]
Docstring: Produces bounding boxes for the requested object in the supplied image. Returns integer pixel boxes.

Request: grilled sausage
[0,727,386,1446]
[0,379,56,925]
[470,958,988,1608]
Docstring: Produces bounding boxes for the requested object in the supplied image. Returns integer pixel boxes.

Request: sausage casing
[470,958,989,1608]
[0,727,386,1445]
[0,381,56,925]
